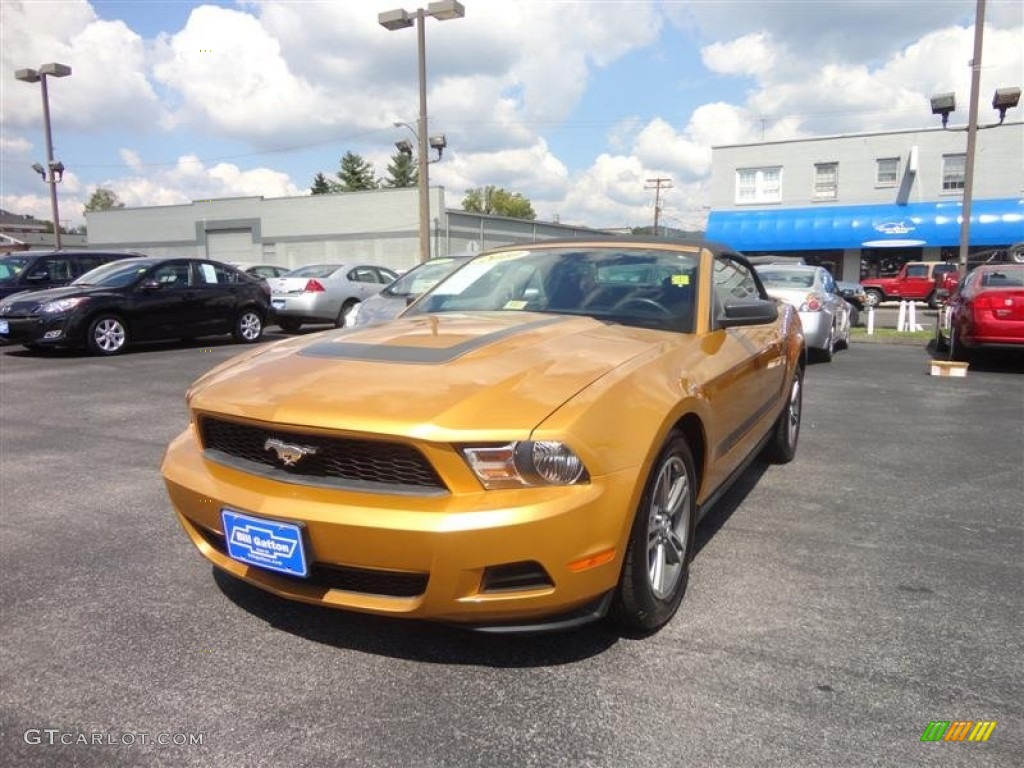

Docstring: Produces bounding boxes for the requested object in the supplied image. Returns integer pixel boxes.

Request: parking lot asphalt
[1,334,1021,767]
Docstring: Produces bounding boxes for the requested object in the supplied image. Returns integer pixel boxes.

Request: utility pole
[645,177,673,236]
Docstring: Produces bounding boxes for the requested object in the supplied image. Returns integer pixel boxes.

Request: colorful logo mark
[920,721,997,742]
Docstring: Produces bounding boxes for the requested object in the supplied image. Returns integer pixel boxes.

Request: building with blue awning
[705,124,1023,281]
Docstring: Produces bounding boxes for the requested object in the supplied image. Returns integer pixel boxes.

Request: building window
[813,163,838,200]
[876,157,900,187]
[942,154,966,192]
[735,166,782,204]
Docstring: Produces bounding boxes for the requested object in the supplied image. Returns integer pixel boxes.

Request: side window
[375,267,399,284]
[905,264,928,278]
[74,256,105,276]
[821,271,836,293]
[349,267,377,283]
[194,261,226,285]
[151,262,191,288]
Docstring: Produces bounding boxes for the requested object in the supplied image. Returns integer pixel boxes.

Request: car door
[701,255,788,492]
[348,266,386,300]
[128,260,198,341]
[819,269,850,334]
[902,263,933,300]
[190,260,239,335]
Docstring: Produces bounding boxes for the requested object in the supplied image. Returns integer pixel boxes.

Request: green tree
[310,172,337,195]
[335,152,378,191]
[84,187,125,213]
[462,185,536,220]
[382,152,418,188]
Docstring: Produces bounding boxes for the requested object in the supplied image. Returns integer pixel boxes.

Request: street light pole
[957,0,985,276]
[379,1,465,263]
[416,7,430,264]
[15,63,72,250]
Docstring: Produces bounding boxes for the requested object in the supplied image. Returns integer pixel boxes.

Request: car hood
[0,284,108,312]
[189,312,662,438]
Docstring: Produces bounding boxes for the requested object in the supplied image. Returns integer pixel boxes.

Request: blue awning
[705,198,1024,251]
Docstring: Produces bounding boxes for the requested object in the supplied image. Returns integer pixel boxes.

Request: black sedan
[0,257,270,355]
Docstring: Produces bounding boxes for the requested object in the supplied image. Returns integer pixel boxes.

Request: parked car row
[0,250,404,354]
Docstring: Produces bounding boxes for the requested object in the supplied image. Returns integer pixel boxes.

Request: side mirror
[718,298,779,328]
[25,271,49,282]
[140,279,161,291]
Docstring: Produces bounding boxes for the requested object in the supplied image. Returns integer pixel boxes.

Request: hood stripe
[298,316,569,364]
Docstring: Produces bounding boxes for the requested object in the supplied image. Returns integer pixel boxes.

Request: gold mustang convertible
[162,238,805,633]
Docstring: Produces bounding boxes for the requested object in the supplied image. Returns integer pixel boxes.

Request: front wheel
[336,299,360,328]
[613,433,697,633]
[87,314,128,355]
[233,308,264,343]
[277,318,302,334]
[863,289,883,308]
[764,366,803,464]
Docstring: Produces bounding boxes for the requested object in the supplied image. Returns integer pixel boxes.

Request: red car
[936,264,1024,359]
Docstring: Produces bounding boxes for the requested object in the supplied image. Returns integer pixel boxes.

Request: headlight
[460,441,589,489]
[41,297,89,314]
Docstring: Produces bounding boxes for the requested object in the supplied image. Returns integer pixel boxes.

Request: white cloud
[0,0,160,133]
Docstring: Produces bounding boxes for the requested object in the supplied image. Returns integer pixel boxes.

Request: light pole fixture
[379,1,465,262]
[927,0,1023,274]
[15,62,72,250]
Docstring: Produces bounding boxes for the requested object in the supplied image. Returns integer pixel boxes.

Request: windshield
[758,269,815,289]
[74,259,152,288]
[384,258,468,297]
[406,247,699,332]
[0,255,31,285]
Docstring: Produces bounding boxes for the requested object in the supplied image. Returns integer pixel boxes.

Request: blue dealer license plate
[221,509,308,578]
[272,299,285,310]
[0,320,8,335]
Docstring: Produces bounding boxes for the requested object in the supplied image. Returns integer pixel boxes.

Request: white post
[897,300,908,332]
[908,300,917,332]
[866,306,875,335]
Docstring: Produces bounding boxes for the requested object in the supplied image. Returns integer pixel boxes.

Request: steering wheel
[611,297,673,316]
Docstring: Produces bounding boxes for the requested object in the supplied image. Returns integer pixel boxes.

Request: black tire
[277,318,302,334]
[613,433,697,633]
[949,324,970,362]
[764,365,803,464]
[336,299,360,328]
[849,307,860,327]
[864,289,883,308]
[926,291,939,310]
[232,308,264,343]
[86,314,128,356]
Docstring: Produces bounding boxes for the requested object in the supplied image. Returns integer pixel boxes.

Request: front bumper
[0,313,82,347]
[162,426,635,628]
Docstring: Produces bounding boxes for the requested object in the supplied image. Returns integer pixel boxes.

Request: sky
[1,0,1022,232]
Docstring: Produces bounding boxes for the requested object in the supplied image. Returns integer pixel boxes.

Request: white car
[270,263,399,332]
[755,265,852,362]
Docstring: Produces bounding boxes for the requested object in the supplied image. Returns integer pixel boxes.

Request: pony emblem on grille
[264,438,317,467]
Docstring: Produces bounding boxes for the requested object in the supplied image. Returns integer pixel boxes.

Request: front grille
[196,524,428,598]
[199,416,446,493]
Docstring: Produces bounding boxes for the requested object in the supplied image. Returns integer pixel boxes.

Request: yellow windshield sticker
[671,274,690,286]
[503,300,528,310]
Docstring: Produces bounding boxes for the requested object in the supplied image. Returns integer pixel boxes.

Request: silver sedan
[756,265,852,362]
[270,263,399,332]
